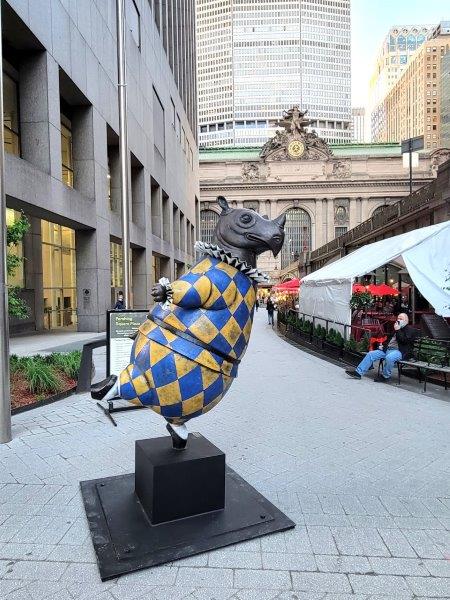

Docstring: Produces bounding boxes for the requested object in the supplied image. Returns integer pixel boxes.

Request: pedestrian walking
[113,291,125,310]
[255,299,260,312]
[266,297,275,326]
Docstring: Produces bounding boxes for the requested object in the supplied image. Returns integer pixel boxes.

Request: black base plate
[81,466,295,581]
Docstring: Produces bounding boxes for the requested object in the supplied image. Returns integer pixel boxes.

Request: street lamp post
[116,0,132,308]
[0,9,12,444]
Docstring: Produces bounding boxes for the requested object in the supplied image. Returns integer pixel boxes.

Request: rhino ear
[217,195,231,214]
[274,213,286,228]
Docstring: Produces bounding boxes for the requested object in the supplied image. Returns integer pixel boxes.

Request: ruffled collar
[194,241,269,283]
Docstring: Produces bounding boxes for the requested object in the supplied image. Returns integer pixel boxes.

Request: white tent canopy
[299,221,450,324]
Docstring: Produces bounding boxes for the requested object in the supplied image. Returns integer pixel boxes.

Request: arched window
[280,208,311,269]
[200,210,219,245]
[371,205,386,218]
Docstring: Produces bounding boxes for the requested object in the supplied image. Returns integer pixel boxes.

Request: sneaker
[345,369,361,379]
[374,375,390,383]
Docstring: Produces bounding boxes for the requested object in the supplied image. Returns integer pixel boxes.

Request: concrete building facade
[368,24,434,141]
[2,0,199,334]
[196,0,351,148]
[351,107,365,143]
[372,25,450,149]
[199,141,440,282]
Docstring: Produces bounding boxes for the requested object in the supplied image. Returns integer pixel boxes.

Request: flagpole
[116,0,131,307]
[0,8,12,444]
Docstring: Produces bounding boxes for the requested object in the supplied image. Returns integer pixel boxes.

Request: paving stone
[318,495,345,515]
[315,555,372,574]
[307,526,339,556]
[368,556,429,576]
[208,550,262,569]
[406,576,450,597]
[377,528,417,558]
[261,552,316,571]
[402,529,445,558]
[2,559,68,581]
[338,495,367,516]
[330,527,364,556]
[349,574,411,595]
[291,572,352,593]
[357,496,390,516]
[284,527,314,554]
[233,568,291,590]
[423,559,450,577]
[176,567,234,588]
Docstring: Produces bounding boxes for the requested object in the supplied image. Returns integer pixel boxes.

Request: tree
[6,213,30,319]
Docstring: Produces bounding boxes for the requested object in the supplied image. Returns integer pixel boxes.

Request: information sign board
[107,310,148,376]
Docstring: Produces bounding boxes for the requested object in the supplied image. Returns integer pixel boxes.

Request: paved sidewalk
[1,310,449,599]
[10,331,106,357]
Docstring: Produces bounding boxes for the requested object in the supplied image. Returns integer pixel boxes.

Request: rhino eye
[240,213,253,224]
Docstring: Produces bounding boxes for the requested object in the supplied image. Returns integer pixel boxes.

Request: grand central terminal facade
[199,108,449,281]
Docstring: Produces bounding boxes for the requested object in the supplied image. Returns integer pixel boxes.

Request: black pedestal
[135,433,225,523]
[81,433,295,581]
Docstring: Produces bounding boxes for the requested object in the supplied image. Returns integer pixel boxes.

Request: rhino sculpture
[92,196,286,448]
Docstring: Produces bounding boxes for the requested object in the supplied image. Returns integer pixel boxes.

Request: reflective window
[61,116,74,187]
[335,226,347,238]
[3,72,20,156]
[200,210,219,245]
[110,241,123,288]
[280,208,311,269]
[41,220,77,329]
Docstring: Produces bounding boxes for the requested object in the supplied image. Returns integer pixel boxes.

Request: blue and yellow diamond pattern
[118,255,255,424]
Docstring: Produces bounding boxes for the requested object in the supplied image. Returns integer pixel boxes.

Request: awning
[299,221,450,324]
[273,278,300,291]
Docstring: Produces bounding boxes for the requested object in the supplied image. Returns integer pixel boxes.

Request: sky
[351,0,450,107]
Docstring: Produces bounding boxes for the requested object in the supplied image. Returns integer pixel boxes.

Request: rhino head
[213,196,286,268]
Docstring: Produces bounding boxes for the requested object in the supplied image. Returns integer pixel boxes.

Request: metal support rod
[409,140,413,197]
[0,9,12,444]
[116,0,132,308]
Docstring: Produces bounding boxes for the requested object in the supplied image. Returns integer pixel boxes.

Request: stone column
[23,217,44,331]
[349,197,358,230]
[75,109,111,331]
[326,198,335,242]
[361,197,370,222]
[19,51,61,178]
[314,198,324,248]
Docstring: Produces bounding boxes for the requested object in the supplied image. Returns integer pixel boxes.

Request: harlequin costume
[117,242,268,425]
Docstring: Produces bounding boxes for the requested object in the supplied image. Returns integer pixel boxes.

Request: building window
[6,208,24,287]
[126,0,140,48]
[41,220,77,329]
[280,208,311,270]
[2,72,20,156]
[372,205,386,218]
[110,241,123,288]
[335,226,347,238]
[200,209,219,245]
[60,115,74,187]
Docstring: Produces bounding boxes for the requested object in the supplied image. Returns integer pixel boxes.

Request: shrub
[356,335,370,353]
[344,337,358,352]
[47,351,82,379]
[21,357,62,395]
[326,328,344,347]
[349,291,373,312]
[314,324,326,339]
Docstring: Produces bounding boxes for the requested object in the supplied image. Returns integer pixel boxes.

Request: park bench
[397,337,450,392]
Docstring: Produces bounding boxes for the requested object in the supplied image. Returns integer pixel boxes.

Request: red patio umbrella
[367,283,398,296]
[273,278,300,291]
[352,283,367,293]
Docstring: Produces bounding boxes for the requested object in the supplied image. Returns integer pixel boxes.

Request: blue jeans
[356,349,402,379]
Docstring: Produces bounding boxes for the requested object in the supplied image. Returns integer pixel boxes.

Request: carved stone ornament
[241,163,260,181]
[331,160,351,179]
[260,106,333,162]
[430,148,450,176]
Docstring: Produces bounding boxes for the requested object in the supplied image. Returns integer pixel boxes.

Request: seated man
[346,313,420,382]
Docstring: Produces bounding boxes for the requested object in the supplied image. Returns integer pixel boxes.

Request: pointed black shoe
[166,423,187,450]
[91,374,118,400]
[374,375,390,383]
[345,369,361,379]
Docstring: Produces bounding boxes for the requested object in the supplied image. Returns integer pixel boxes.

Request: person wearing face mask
[346,313,420,382]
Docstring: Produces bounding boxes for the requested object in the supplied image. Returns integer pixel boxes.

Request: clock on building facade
[287,140,305,158]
